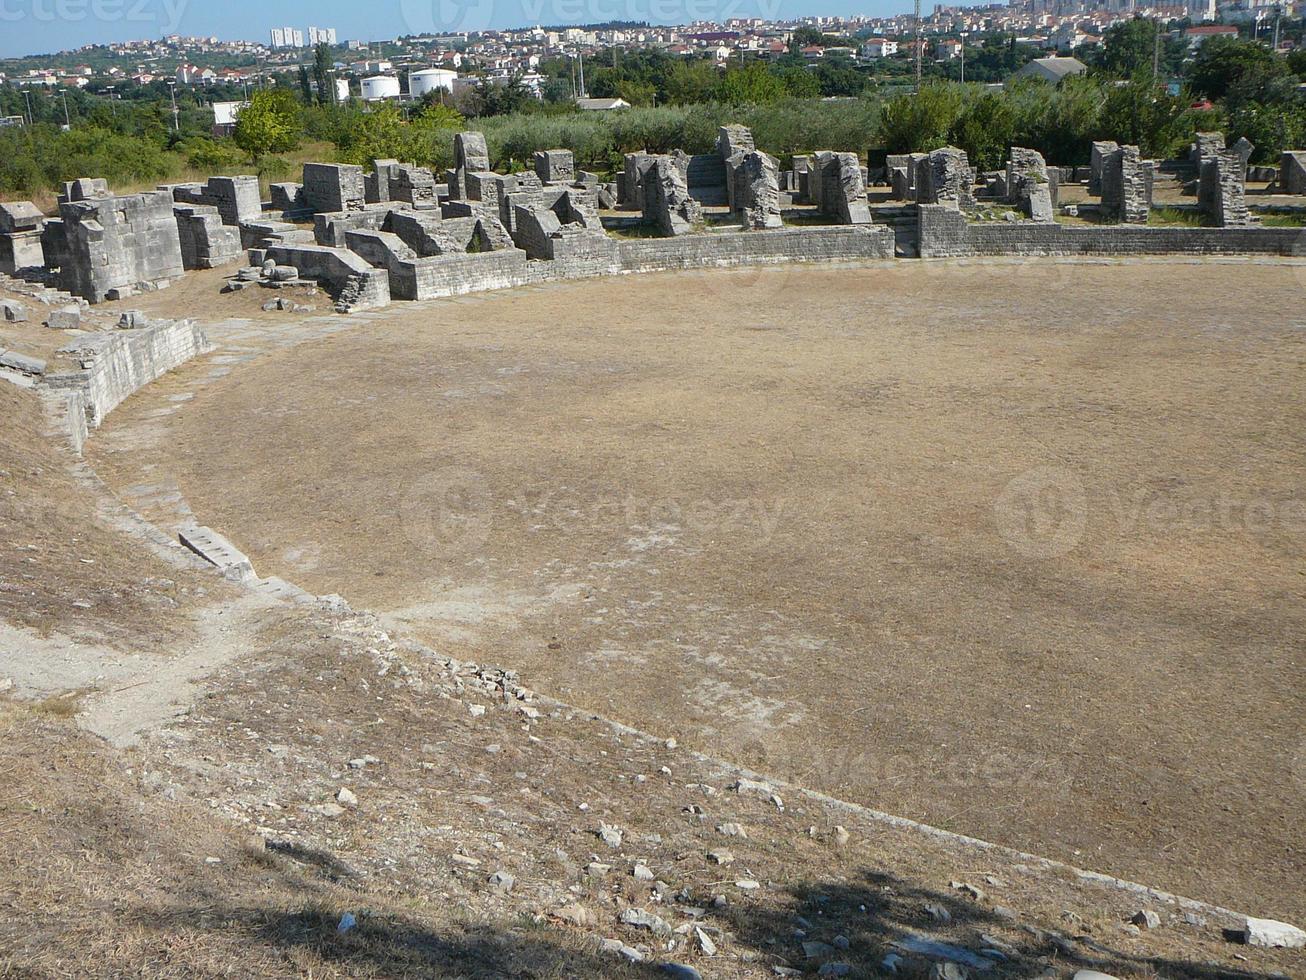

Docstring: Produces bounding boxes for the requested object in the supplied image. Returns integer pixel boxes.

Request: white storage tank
[409,67,458,97]
[360,74,400,101]
[335,77,352,101]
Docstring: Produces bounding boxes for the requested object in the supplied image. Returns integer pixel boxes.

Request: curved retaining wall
[617,224,895,272]
[39,318,212,453]
[919,204,1306,258]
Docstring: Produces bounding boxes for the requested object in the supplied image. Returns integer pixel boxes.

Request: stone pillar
[1088,141,1119,197]
[1101,145,1150,224]
[735,151,782,230]
[452,131,491,200]
[302,163,366,214]
[0,201,46,274]
[642,156,702,236]
[919,147,974,210]
[1005,147,1054,222]
[1281,151,1306,195]
[1199,150,1250,227]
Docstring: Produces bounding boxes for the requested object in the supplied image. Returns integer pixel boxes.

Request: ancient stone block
[533,149,575,184]
[270,182,309,216]
[1231,136,1254,173]
[1089,141,1118,197]
[174,204,242,269]
[620,153,657,209]
[1005,147,1054,223]
[735,151,782,230]
[1281,151,1306,195]
[642,156,702,236]
[1,299,27,322]
[0,201,44,234]
[50,189,185,302]
[1199,150,1250,227]
[455,131,491,173]
[1101,145,1150,224]
[917,147,975,211]
[61,178,109,203]
[1192,131,1225,167]
[302,163,367,214]
[170,175,261,225]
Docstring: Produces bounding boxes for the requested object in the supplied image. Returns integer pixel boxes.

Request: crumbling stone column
[917,147,975,211]
[1101,145,1150,224]
[452,131,491,200]
[735,151,783,230]
[1089,141,1118,197]
[717,125,756,212]
[1199,150,1250,227]
[1005,147,1054,222]
[642,156,702,236]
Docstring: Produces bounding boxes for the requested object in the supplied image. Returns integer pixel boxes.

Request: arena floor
[91,259,1306,919]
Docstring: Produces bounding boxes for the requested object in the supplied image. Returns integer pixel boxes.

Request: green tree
[1188,36,1287,100]
[313,42,334,105]
[777,66,821,99]
[878,82,965,153]
[663,60,718,105]
[715,61,787,105]
[950,92,1016,169]
[232,89,301,160]
[1098,18,1160,78]
[298,66,313,105]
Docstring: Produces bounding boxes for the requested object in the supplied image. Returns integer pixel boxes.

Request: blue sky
[1,0,925,59]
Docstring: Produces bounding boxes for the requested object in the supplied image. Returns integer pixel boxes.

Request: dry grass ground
[87,260,1306,926]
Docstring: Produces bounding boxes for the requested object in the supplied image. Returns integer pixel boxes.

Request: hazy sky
[1,0,929,59]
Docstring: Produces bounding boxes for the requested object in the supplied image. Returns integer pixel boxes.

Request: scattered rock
[450,854,481,867]
[881,952,903,974]
[620,907,671,936]
[1072,972,1124,980]
[633,863,655,881]
[46,304,81,329]
[660,964,701,980]
[803,940,836,959]
[468,704,486,717]
[557,904,594,927]
[707,849,734,866]
[695,926,717,956]
[597,824,623,848]
[586,862,610,877]
[599,937,643,963]
[732,777,774,797]
[1,299,28,322]
[734,880,760,891]
[833,826,850,846]
[335,786,358,808]
[930,964,969,980]
[337,911,356,933]
[488,870,514,893]
[716,822,747,838]
[1238,917,1306,948]
[950,881,985,901]
[307,802,345,818]
[924,902,952,923]
[1131,909,1160,930]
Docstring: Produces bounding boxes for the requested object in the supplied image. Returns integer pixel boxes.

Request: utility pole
[61,89,70,129]
[22,90,33,126]
[914,0,923,88]
[578,50,586,98]
[1152,18,1160,83]
[168,80,179,132]
[960,32,968,83]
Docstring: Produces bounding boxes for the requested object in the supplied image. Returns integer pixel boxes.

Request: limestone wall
[918,204,1304,258]
[39,318,212,452]
[617,225,894,272]
[263,243,391,311]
